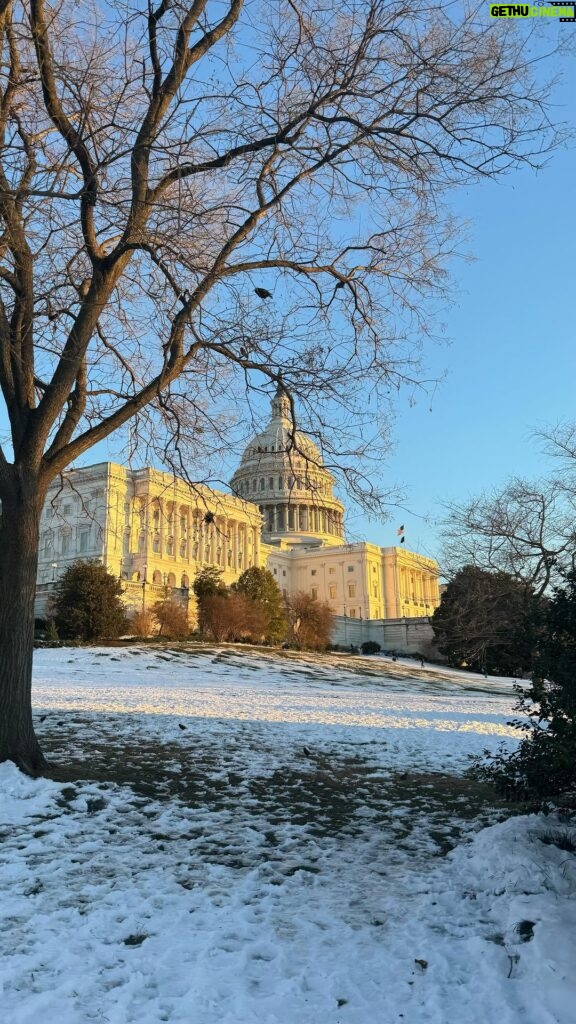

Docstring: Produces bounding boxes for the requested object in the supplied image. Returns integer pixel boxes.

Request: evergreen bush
[52,561,128,641]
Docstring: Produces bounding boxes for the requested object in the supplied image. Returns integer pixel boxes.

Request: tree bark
[0,470,47,774]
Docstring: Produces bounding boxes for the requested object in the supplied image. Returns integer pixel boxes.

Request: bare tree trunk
[0,472,47,774]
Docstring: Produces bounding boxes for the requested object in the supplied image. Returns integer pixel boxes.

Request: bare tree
[0,0,561,770]
[442,428,576,594]
[153,596,189,639]
[289,590,333,650]
[201,591,268,642]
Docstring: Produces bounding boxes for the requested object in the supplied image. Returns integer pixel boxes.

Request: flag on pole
[396,524,405,544]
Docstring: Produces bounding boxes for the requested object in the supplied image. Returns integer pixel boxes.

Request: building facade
[35,462,263,620]
[35,391,440,630]
[233,388,440,622]
[264,542,439,622]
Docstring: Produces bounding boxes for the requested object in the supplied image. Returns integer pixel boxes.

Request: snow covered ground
[1,645,574,1023]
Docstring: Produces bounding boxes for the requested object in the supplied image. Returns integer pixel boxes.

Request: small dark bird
[57,721,64,727]
[414,959,428,970]
[39,715,47,723]
[303,746,312,757]
[334,281,346,290]
[178,723,187,731]
[204,511,215,524]
[254,287,272,300]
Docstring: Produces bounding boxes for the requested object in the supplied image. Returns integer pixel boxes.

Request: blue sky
[347,60,576,560]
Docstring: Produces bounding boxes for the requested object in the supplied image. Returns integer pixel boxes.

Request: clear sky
[346,61,576,562]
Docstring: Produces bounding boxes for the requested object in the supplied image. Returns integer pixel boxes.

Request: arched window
[167,572,176,587]
[166,538,174,556]
[259,478,265,490]
[152,570,162,584]
[153,533,160,553]
[181,573,189,588]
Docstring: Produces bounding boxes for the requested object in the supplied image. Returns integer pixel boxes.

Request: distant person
[420,657,425,668]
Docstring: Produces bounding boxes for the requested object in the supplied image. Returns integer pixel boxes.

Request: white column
[233,521,239,570]
[198,514,204,563]
[172,504,178,558]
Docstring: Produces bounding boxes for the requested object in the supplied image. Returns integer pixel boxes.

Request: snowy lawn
[1,645,575,1023]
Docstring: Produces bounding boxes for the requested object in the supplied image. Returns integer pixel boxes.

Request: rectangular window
[61,534,70,556]
[269,478,274,489]
[329,584,337,599]
[311,569,317,576]
[282,570,286,577]
[311,587,318,600]
[79,530,89,553]
[273,568,277,575]
[329,567,336,575]
[347,565,354,573]
[349,608,356,618]
[348,583,356,598]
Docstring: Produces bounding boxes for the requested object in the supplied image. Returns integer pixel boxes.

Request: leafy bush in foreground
[474,572,576,807]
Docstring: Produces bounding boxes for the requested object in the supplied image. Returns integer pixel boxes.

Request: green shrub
[361,641,381,655]
[53,561,128,640]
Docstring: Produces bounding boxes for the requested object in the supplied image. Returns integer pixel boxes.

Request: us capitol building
[35,389,440,647]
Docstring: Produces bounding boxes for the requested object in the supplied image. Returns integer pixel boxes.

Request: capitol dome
[230,388,345,548]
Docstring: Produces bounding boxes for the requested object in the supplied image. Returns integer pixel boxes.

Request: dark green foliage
[432,565,544,676]
[232,567,288,643]
[475,572,576,805]
[193,567,228,633]
[192,566,227,601]
[361,641,381,655]
[53,561,128,640]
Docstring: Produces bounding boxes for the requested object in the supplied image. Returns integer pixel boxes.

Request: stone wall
[331,614,442,659]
